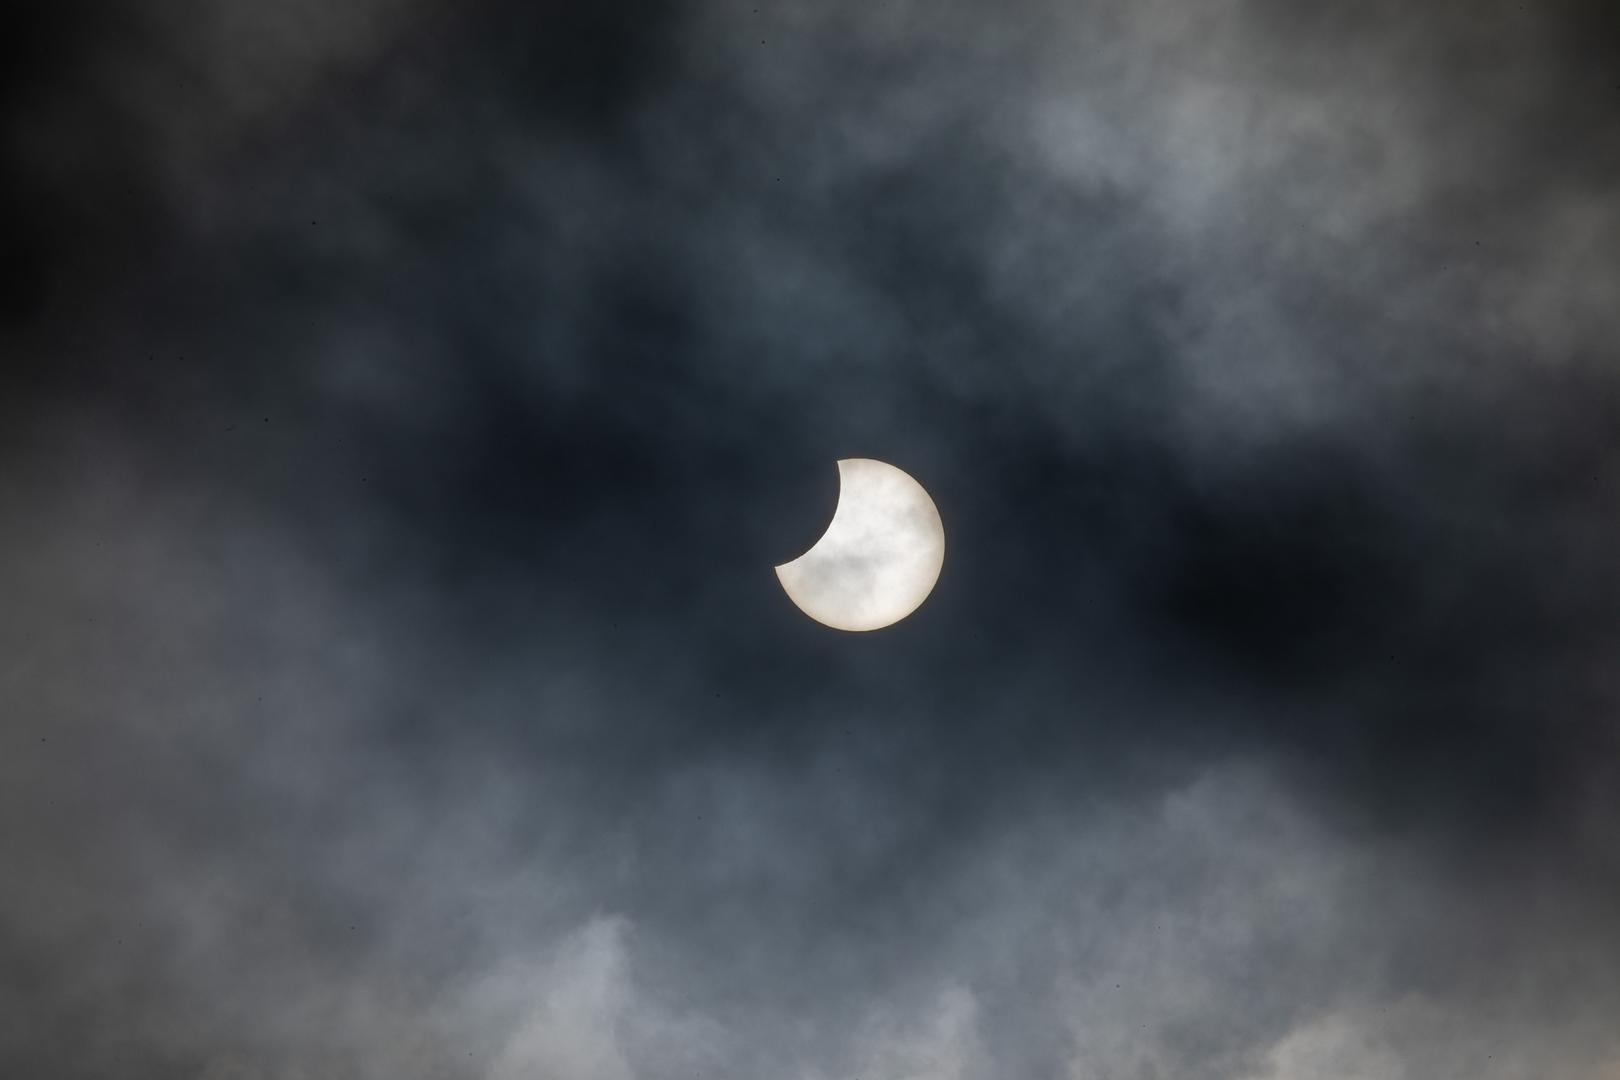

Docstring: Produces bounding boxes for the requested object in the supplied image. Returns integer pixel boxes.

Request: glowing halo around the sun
[774,458,945,632]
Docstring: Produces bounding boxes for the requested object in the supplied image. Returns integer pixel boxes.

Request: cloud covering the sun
[3,0,1619,1077]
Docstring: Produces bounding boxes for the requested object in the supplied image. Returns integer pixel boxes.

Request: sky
[3,1,1620,1077]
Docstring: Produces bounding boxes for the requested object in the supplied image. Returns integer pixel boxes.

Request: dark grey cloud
[4,0,1620,1077]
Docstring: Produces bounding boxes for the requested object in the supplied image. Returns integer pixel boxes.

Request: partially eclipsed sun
[774,458,945,631]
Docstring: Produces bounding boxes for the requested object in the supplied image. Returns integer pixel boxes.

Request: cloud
[801,987,985,1080]
[1244,1012,1404,1080]
[4,0,1620,1077]
[481,917,723,1080]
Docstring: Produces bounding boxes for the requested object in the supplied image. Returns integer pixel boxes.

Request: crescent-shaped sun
[774,458,945,632]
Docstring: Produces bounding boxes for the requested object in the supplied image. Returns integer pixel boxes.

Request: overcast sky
[4,1,1620,1077]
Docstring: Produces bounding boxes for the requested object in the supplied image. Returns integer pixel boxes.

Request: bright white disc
[774,458,945,632]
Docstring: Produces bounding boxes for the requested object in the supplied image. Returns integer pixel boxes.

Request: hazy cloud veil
[3,0,1619,1077]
